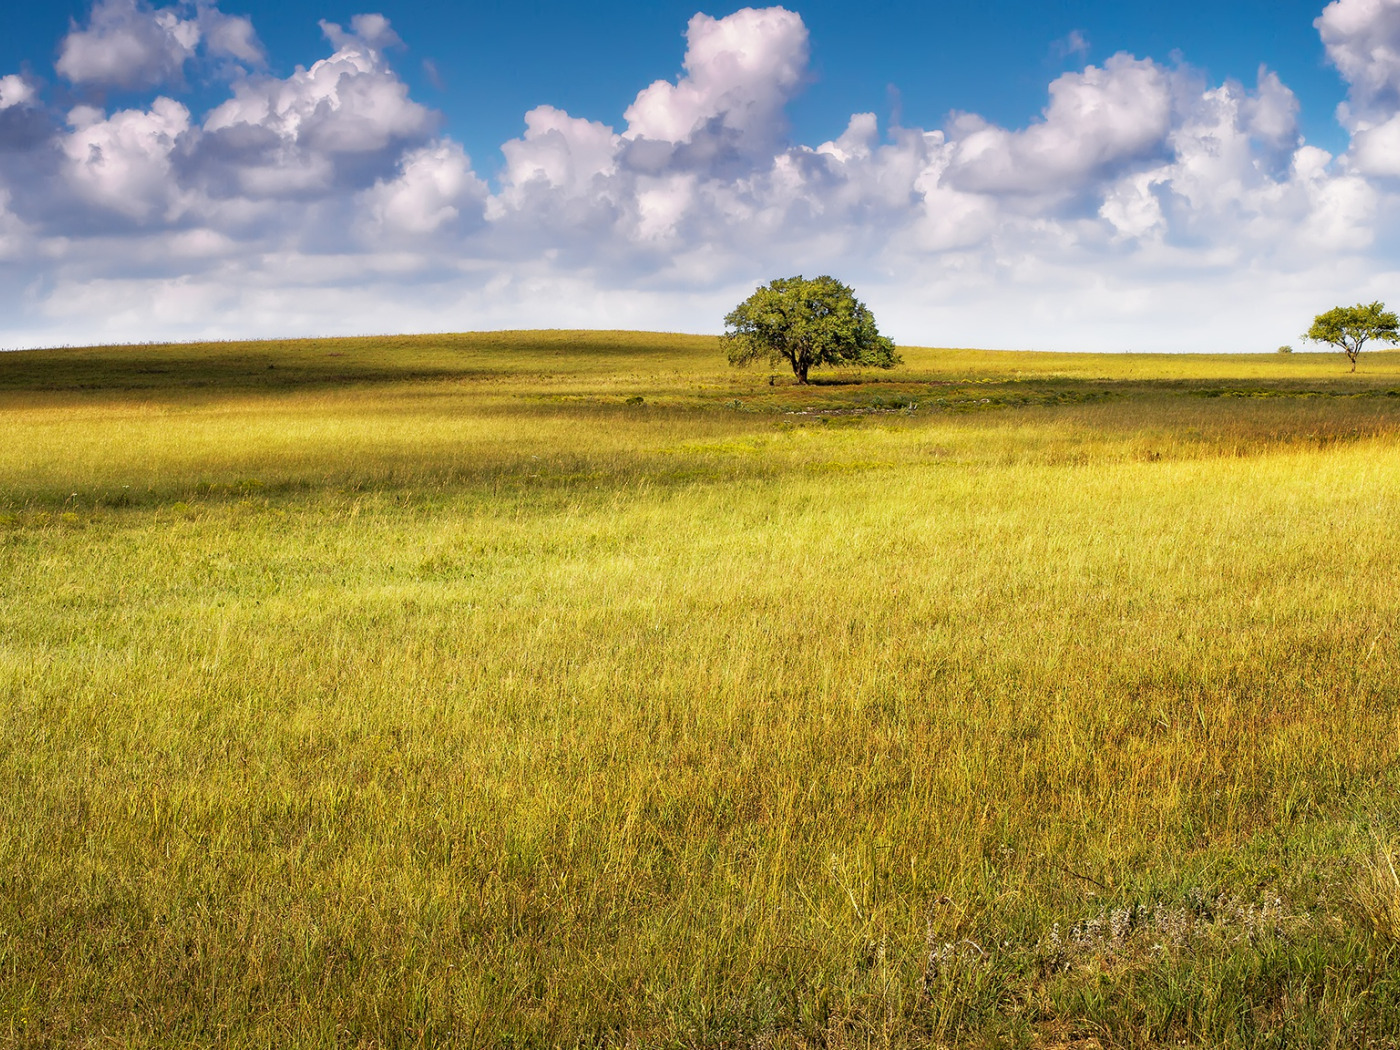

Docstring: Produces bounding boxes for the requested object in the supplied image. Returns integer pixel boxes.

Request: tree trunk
[796,360,809,384]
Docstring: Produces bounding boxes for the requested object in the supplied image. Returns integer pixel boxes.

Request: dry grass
[2,333,1400,1047]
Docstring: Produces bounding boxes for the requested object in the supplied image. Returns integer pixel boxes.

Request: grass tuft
[1347,837,1400,948]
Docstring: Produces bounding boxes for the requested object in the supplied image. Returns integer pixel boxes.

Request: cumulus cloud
[60,97,192,221]
[623,6,808,169]
[198,16,433,198]
[1317,0,1400,174]
[498,106,620,198]
[472,16,1393,347]
[57,0,198,89]
[200,6,265,66]
[1244,67,1302,152]
[54,0,264,90]
[0,75,37,111]
[1096,69,1372,255]
[321,13,402,52]
[362,139,487,236]
[489,4,816,251]
[487,8,835,256]
[1318,0,1400,113]
[4,2,1400,354]
[0,75,54,156]
[943,56,1176,196]
[1349,114,1400,174]
[484,22,1341,287]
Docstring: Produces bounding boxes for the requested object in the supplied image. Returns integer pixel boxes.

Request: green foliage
[1278,344,1294,354]
[724,274,899,383]
[1304,302,1400,371]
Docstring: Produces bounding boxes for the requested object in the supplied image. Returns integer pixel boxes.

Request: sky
[1,0,1400,351]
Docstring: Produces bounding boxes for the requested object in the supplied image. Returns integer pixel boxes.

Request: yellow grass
[2,332,1400,1047]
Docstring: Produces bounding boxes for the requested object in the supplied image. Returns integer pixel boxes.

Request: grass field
[3,331,1400,1047]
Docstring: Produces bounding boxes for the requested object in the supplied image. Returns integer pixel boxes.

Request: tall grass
[3,334,1400,1046]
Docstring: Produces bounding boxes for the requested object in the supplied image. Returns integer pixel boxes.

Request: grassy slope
[3,333,1400,1047]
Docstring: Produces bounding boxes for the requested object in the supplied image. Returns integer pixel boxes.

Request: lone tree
[724,275,899,384]
[1304,301,1400,372]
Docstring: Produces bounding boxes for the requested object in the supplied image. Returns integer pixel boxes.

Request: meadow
[2,331,1400,1048]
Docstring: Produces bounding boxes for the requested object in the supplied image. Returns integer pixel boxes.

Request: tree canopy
[723,275,899,384]
[1303,302,1400,372]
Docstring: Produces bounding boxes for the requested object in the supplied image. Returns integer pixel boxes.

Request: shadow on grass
[0,331,725,398]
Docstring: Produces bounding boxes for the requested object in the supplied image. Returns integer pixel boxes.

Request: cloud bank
[2,0,1400,351]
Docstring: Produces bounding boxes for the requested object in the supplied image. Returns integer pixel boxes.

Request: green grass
[4,332,1400,1047]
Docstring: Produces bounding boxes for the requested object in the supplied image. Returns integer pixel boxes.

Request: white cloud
[623,6,808,161]
[5,3,1400,355]
[1349,112,1400,173]
[199,16,433,198]
[54,0,264,89]
[0,189,32,262]
[943,55,1175,196]
[60,97,192,221]
[1083,69,1369,257]
[1052,30,1091,61]
[1317,0,1400,113]
[815,112,877,163]
[321,13,402,52]
[362,139,487,236]
[0,75,36,111]
[56,0,201,89]
[497,106,620,198]
[1317,0,1400,175]
[1293,147,1379,250]
[200,6,265,65]
[631,173,698,241]
[1243,67,1301,151]
[1099,172,1166,241]
[464,28,1387,350]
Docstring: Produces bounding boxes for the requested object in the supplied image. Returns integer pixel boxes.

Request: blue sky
[1,0,1354,157]
[1,0,1399,350]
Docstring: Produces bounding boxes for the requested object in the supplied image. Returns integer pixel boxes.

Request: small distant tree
[1303,302,1399,372]
[724,275,899,384]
